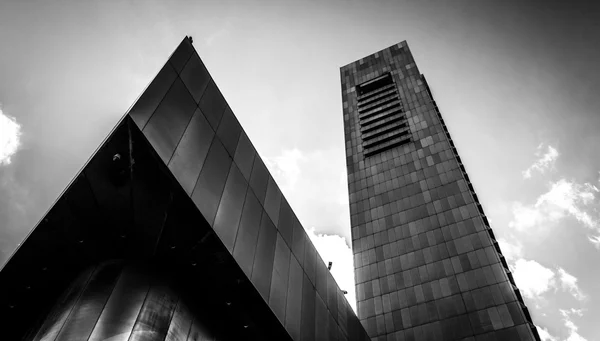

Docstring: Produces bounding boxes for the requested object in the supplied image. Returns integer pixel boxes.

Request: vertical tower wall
[341,42,539,341]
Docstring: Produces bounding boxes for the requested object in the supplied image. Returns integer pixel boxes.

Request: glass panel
[198,80,227,130]
[143,77,197,164]
[337,290,348,335]
[249,156,269,205]
[291,217,306,268]
[269,233,291,325]
[88,264,151,341]
[278,198,294,246]
[304,240,317,287]
[264,176,282,227]
[32,267,95,341]
[168,108,214,195]
[180,52,211,103]
[165,301,193,341]
[232,189,262,278]
[213,162,248,253]
[216,106,242,157]
[129,283,178,341]
[128,63,177,130]
[285,255,303,341]
[300,273,316,341]
[315,293,328,341]
[168,38,194,74]
[327,310,338,341]
[56,262,123,341]
[315,253,328,303]
[326,271,338,324]
[251,212,277,302]
[191,139,232,226]
[233,131,255,182]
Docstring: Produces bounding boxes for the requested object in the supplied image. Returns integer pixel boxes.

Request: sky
[1,0,599,339]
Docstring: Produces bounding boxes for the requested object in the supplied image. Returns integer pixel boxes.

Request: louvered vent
[356,73,410,156]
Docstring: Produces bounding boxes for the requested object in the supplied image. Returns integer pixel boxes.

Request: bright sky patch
[0,108,21,166]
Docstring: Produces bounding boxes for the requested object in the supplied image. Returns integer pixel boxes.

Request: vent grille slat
[356,73,410,157]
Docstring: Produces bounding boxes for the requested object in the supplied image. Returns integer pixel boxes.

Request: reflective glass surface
[278,198,294,246]
[180,52,211,103]
[143,77,197,164]
[32,268,96,341]
[191,138,232,226]
[168,108,215,195]
[315,294,328,341]
[264,176,282,227]
[198,79,227,130]
[251,212,277,301]
[232,189,263,278]
[216,106,242,157]
[303,240,317,287]
[168,38,194,74]
[269,233,291,325]
[300,273,316,341]
[315,253,328,304]
[88,264,151,341]
[233,131,255,182]
[249,156,269,205]
[54,261,123,341]
[165,301,193,341]
[285,255,303,341]
[213,162,248,253]
[326,271,338,323]
[291,217,306,268]
[128,63,177,130]
[129,282,178,341]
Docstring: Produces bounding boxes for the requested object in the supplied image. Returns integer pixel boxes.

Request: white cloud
[557,268,586,301]
[560,309,588,341]
[497,238,523,261]
[509,201,553,231]
[509,179,599,235]
[537,180,597,229]
[264,148,305,193]
[306,227,356,313]
[512,259,556,299]
[536,326,558,341]
[587,235,600,249]
[523,144,559,179]
[0,107,21,166]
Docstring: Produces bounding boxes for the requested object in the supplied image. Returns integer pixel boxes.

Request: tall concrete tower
[341,42,540,341]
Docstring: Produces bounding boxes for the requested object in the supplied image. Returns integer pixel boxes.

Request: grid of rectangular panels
[340,42,540,341]
[128,37,371,341]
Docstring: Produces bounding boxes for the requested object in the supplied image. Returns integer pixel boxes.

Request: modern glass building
[341,42,540,341]
[0,37,370,341]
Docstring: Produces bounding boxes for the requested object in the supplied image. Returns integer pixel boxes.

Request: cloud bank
[509,178,599,247]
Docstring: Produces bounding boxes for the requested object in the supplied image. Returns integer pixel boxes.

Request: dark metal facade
[341,42,541,341]
[25,261,232,341]
[0,37,371,341]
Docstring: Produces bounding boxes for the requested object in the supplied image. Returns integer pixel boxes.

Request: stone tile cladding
[341,42,540,341]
